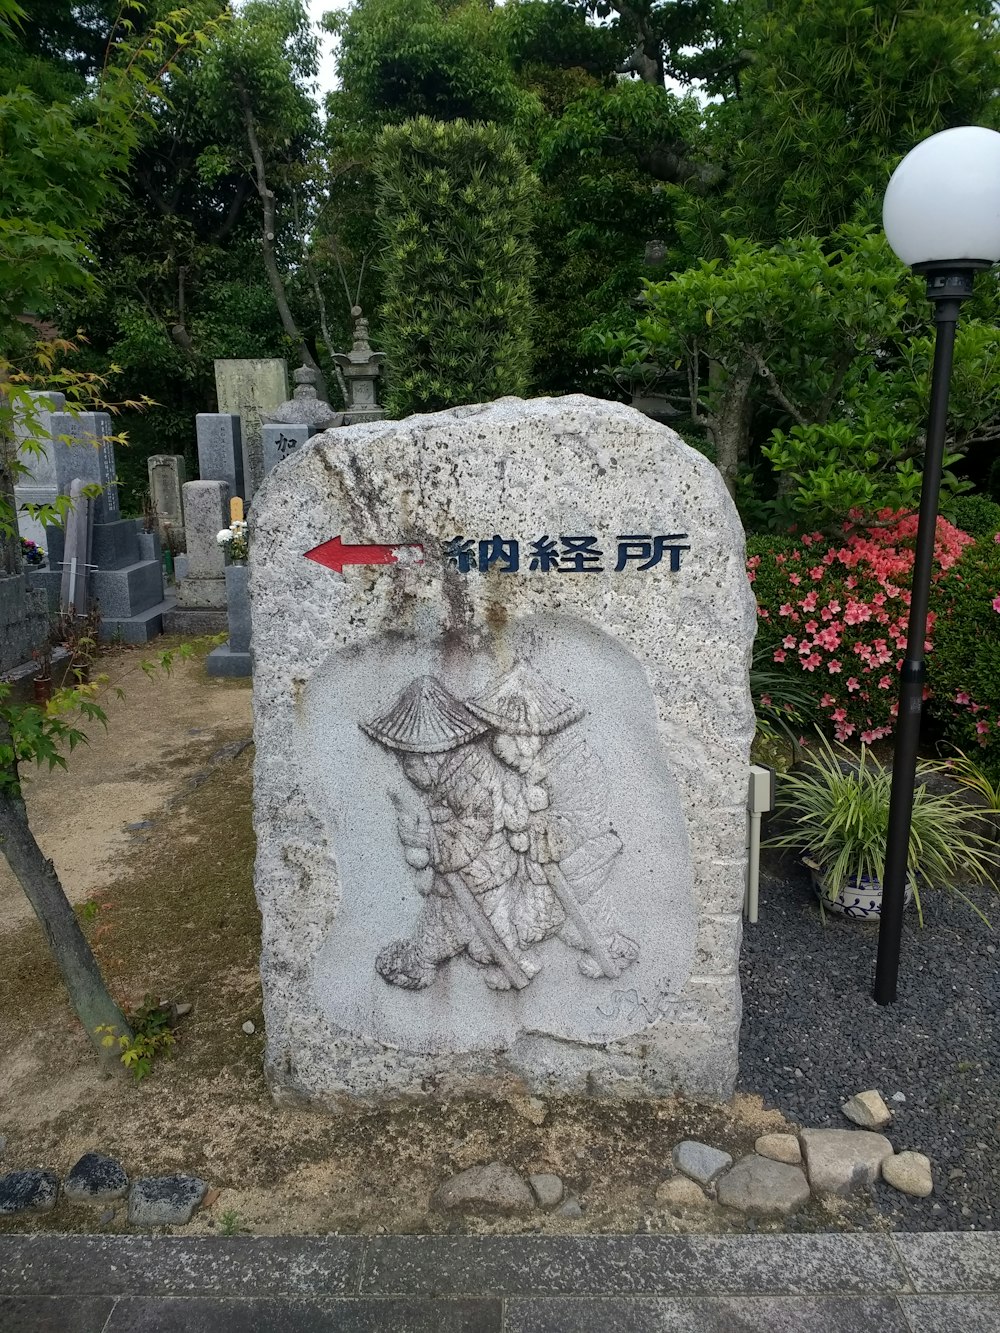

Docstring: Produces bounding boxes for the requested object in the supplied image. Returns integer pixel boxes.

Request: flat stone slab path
[1,1232,999,1330]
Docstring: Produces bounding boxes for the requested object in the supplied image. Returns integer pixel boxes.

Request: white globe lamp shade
[883,126,1000,268]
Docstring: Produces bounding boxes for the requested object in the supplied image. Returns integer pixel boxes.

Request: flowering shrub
[748,512,974,744]
[928,533,1000,773]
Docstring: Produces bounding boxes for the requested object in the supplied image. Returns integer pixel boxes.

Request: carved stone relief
[360,665,639,993]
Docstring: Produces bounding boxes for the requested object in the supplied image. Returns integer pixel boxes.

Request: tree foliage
[375,116,536,415]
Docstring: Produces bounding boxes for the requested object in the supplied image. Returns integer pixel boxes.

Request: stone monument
[251,396,755,1106]
[331,308,386,426]
[15,396,172,642]
[147,454,186,549]
[262,363,341,437]
[196,414,245,504]
[214,359,288,499]
[165,480,229,634]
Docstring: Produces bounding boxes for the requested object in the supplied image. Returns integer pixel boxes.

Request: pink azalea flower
[820,693,836,707]
[805,619,819,634]
[773,649,787,663]
[831,708,847,722]
[810,565,824,581]
[828,660,842,674]
[789,573,802,586]
[799,591,818,611]
[757,605,769,617]
[779,603,794,616]
[956,691,970,705]
[993,595,1000,613]
[977,720,989,735]
[783,634,797,649]
[879,676,892,690]
[760,694,772,708]
[860,730,876,743]
[847,676,860,692]
[802,653,822,672]
[747,555,761,570]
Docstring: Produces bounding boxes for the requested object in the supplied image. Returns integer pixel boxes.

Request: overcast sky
[308,0,346,98]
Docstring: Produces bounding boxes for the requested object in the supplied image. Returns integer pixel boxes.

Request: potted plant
[768,733,999,923]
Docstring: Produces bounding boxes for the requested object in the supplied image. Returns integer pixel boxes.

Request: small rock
[126,821,154,832]
[98,1209,116,1225]
[241,1021,255,1035]
[671,1140,733,1187]
[528,1173,564,1208]
[755,1133,801,1166]
[882,1151,933,1198]
[509,1096,548,1126]
[432,1162,535,1215]
[800,1129,893,1196]
[174,1003,193,1019]
[841,1090,892,1130]
[128,1176,208,1226]
[202,1187,221,1209]
[0,1170,59,1216]
[64,1152,128,1205]
[655,1175,710,1210]
[891,1093,906,1104]
[716,1155,810,1217]
[555,1194,583,1218]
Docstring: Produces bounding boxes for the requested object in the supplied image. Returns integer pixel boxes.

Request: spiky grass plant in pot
[768,733,999,923]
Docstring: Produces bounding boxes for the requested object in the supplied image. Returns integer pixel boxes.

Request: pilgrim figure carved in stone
[360,665,639,992]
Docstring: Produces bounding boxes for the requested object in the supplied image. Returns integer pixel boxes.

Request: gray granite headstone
[14,396,119,545]
[214,359,288,499]
[261,424,308,480]
[147,454,186,545]
[196,415,244,502]
[175,480,229,610]
[250,395,756,1107]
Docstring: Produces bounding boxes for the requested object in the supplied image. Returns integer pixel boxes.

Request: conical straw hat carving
[361,676,488,754]
[467,664,585,736]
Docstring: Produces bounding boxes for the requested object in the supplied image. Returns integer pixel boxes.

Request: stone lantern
[333,307,386,425]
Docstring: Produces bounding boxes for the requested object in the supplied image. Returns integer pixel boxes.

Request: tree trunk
[237,81,318,374]
[709,358,756,498]
[0,719,131,1068]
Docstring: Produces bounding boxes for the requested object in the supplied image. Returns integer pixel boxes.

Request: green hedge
[928,534,1000,772]
[374,116,535,417]
[950,493,1000,540]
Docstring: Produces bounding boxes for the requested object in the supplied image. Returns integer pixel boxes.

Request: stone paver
[0,1231,997,1331]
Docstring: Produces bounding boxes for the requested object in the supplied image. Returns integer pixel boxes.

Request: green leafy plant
[374,116,536,417]
[767,732,999,923]
[219,1208,244,1236]
[97,995,176,1083]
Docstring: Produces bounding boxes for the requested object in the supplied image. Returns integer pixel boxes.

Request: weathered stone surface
[655,1175,710,1209]
[251,396,756,1104]
[716,1155,810,1216]
[841,1090,892,1130]
[800,1129,893,1196]
[509,1096,548,1126]
[882,1151,933,1198]
[555,1195,583,1218]
[127,1176,207,1226]
[175,480,229,610]
[215,358,288,498]
[432,1162,535,1215]
[672,1141,733,1187]
[0,1170,58,1215]
[64,1153,128,1205]
[196,414,245,502]
[261,424,309,480]
[529,1174,564,1208]
[756,1133,802,1165]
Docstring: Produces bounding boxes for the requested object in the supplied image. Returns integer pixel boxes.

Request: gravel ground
[738,851,999,1232]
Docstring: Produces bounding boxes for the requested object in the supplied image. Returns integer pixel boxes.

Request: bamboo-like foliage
[768,732,999,923]
[374,116,535,417]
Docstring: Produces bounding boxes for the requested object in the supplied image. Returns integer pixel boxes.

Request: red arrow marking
[304,535,423,574]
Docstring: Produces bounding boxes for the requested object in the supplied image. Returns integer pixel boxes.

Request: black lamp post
[874,126,1000,1005]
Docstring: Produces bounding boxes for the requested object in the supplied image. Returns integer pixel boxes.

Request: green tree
[720,0,1000,241]
[0,2,205,1068]
[375,117,536,415]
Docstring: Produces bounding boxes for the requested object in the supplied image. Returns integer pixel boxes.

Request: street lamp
[875,126,1000,1005]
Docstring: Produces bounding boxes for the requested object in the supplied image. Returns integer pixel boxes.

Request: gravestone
[147,455,186,549]
[196,414,244,504]
[16,397,171,641]
[251,396,755,1106]
[165,480,229,633]
[261,424,309,480]
[206,498,251,677]
[214,360,288,499]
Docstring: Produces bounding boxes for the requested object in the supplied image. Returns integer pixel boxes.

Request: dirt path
[0,642,251,933]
